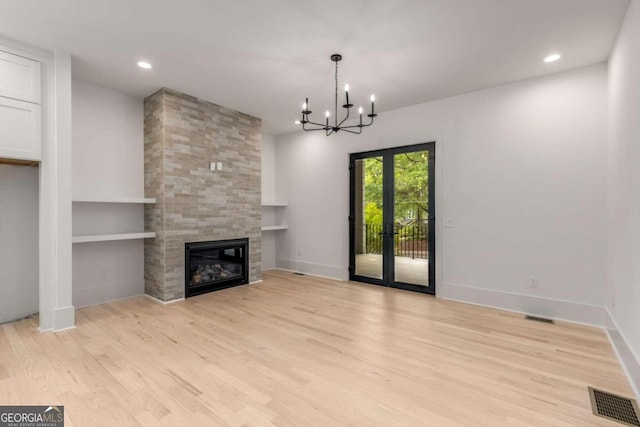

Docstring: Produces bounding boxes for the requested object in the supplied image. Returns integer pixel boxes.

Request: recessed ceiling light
[543,54,561,63]
[137,61,152,69]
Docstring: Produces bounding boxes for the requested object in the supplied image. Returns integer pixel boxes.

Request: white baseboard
[439,282,606,327]
[272,267,346,282]
[75,293,147,310]
[144,294,185,305]
[605,309,640,402]
[52,305,75,332]
[276,259,347,281]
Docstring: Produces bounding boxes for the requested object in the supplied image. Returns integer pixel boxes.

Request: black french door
[349,142,435,294]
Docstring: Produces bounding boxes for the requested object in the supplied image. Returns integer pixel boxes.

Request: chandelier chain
[334,60,338,127]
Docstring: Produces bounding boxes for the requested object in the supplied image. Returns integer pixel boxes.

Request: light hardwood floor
[0,270,634,426]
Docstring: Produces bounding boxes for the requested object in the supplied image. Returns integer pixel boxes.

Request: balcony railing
[364,223,428,259]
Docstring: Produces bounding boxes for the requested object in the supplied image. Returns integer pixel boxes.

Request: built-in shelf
[261,225,288,231]
[262,203,287,232]
[73,197,156,204]
[72,232,156,243]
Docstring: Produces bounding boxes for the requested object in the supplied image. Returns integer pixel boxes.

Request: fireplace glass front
[185,238,248,297]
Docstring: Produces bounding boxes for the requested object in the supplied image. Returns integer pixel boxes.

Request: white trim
[605,309,640,402]
[439,282,607,327]
[38,60,55,331]
[144,294,185,305]
[261,225,288,231]
[276,259,347,281]
[72,232,156,243]
[273,267,346,282]
[0,35,54,64]
[52,305,75,332]
[250,279,263,284]
[38,51,75,332]
[51,325,77,333]
[51,52,74,331]
[72,197,156,204]
[74,293,146,310]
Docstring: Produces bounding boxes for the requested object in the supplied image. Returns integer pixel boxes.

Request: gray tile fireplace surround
[144,88,262,301]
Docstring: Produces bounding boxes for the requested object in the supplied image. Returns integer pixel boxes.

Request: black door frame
[349,142,436,294]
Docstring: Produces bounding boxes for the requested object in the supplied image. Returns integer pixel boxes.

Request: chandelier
[296,54,376,135]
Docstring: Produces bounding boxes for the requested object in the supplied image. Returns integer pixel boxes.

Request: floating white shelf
[261,225,288,231]
[72,197,156,204]
[262,204,287,231]
[72,232,156,243]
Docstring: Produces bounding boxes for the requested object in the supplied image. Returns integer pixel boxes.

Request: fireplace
[185,238,249,297]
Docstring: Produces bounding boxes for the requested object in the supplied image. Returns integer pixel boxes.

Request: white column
[39,52,74,331]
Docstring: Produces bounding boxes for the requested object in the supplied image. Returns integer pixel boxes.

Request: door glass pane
[354,156,383,280]
[393,151,429,286]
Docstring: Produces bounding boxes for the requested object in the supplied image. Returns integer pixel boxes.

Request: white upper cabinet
[0,50,41,104]
[0,50,42,161]
[0,97,41,161]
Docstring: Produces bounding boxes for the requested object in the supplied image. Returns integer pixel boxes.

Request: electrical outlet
[444,218,454,228]
[529,276,539,288]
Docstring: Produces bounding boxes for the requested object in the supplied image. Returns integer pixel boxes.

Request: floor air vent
[293,272,305,276]
[588,387,640,426]
[524,315,554,324]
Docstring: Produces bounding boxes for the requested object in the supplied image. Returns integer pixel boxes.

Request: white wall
[71,80,145,307]
[261,133,277,270]
[262,133,277,203]
[0,164,39,323]
[72,80,143,198]
[276,64,607,322]
[607,0,640,399]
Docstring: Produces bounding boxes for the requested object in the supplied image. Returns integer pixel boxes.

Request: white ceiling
[0,0,630,135]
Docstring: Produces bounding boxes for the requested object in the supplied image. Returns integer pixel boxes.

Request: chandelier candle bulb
[371,95,375,115]
[359,107,363,125]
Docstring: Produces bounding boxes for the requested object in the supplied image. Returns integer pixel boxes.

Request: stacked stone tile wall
[144,88,261,301]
